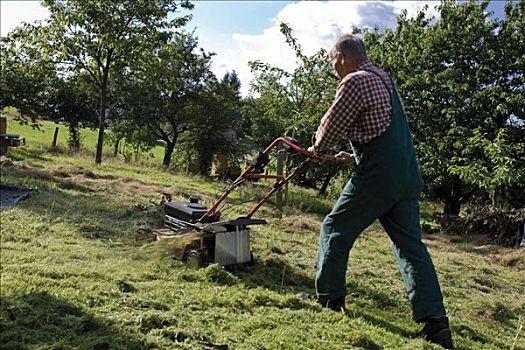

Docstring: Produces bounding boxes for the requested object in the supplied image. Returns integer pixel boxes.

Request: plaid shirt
[314,61,393,152]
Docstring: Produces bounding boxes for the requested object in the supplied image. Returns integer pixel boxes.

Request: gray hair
[329,34,367,60]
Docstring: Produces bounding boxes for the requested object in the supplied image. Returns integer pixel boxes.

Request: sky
[0,0,508,96]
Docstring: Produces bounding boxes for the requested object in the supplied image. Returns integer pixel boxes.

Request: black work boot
[296,292,346,312]
[417,316,454,349]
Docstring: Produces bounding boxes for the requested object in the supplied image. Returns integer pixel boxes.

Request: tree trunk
[199,160,208,175]
[95,78,107,164]
[199,152,212,175]
[276,149,284,214]
[443,175,463,216]
[318,170,335,196]
[162,140,175,167]
[113,138,120,157]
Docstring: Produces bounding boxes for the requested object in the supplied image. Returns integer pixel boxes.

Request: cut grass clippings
[1,125,524,349]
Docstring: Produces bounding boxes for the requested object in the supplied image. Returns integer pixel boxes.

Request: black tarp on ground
[0,184,35,209]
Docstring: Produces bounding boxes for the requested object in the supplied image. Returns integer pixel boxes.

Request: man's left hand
[334,151,354,164]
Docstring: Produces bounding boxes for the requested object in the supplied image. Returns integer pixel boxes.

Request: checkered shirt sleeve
[314,62,393,152]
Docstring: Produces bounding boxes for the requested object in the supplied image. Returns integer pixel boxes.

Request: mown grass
[1,128,524,349]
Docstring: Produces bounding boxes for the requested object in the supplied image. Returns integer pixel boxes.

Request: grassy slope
[3,114,165,164]
[1,122,524,350]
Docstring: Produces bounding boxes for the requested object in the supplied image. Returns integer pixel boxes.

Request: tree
[0,24,56,122]
[177,71,244,174]
[360,0,524,215]
[105,117,158,162]
[246,23,344,195]
[41,0,194,164]
[1,25,97,148]
[248,23,338,148]
[118,32,215,167]
[47,74,98,150]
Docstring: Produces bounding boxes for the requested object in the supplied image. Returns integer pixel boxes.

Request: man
[303,34,454,349]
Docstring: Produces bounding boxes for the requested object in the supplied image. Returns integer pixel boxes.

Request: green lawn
[1,113,165,165]
[1,130,524,349]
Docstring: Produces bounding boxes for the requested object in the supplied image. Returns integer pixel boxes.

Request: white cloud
[211,1,440,96]
[0,1,50,37]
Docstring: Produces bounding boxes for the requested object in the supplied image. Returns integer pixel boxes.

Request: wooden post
[0,117,7,134]
[52,127,59,148]
[276,148,284,217]
[0,117,7,156]
[283,153,290,207]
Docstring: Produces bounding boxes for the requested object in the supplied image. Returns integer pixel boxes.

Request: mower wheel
[184,249,207,269]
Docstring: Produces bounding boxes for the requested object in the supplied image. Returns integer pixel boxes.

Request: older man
[304,34,453,349]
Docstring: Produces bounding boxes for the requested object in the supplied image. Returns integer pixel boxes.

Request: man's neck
[352,59,368,72]
[340,58,367,79]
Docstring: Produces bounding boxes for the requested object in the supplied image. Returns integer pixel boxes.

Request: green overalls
[315,69,446,321]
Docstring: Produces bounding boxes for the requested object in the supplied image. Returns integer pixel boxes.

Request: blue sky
[189,1,295,36]
[1,1,509,95]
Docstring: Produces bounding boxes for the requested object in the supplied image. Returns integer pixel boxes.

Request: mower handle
[264,137,340,162]
[199,137,344,221]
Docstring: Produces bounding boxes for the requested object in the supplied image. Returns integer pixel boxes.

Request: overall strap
[362,68,395,98]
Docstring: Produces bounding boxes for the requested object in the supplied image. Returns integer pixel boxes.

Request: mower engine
[156,198,263,268]
[164,198,219,226]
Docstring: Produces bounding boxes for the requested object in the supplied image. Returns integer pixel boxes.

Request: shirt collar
[357,60,373,71]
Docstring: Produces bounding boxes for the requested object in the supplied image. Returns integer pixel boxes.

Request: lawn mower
[154,136,340,268]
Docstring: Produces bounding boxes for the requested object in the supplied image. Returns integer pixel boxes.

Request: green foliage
[116,31,215,168]
[106,121,158,163]
[359,0,525,214]
[47,74,99,150]
[2,24,99,150]
[177,72,244,173]
[449,129,524,192]
[247,23,338,149]
[449,128,525,207]
[39,0,194,163]
[0,24,57,122]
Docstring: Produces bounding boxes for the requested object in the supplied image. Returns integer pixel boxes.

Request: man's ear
[340,53,349,65]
